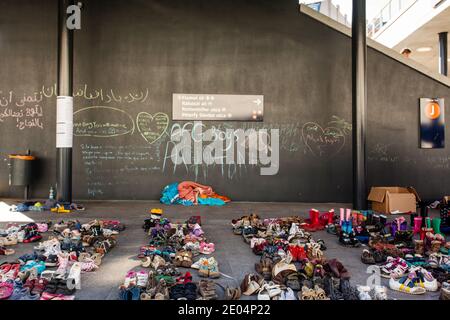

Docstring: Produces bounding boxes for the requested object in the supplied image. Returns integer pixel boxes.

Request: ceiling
[393,6,450,75]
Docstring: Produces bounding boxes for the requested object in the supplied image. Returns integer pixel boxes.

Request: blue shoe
[18,252,38,265]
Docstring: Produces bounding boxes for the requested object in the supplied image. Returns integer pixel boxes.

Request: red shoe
[176,272,192,284]
[328,210,335,225]
[297,246,307,260]
[23,235,42,243]
[288,245,298,262]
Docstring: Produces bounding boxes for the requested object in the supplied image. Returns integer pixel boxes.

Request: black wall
[0,0,449,202]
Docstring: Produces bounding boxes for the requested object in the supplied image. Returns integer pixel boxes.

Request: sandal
[299,285,316,300]
[241,273,264,296]
[174,250,193,268]
[224,286,241,300]
[255,258,273,280]
[257,283,271,300]
[199,279,218,300]
[314,285,330,300]
[0,246,14,256]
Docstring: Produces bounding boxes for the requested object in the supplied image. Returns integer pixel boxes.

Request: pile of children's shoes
[119,211,234,300]
[0,223,48,256]
[0,219,124,300]
[351,211,450,299]
[231,213,377,300]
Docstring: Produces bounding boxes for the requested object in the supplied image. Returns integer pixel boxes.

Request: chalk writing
[80,143,162,198]
[136,112,170,144]
[302,122,347,158]
[368,143,400,163]
[74,106,135,137]
[0,88,49,130]
[73,84,149,104]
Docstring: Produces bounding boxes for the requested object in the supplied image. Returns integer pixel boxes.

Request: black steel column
[56,0,74,203]
[439,32,448,76]
[352,0,367,210]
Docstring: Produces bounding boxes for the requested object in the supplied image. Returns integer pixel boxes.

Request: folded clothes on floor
[160,181,230,206]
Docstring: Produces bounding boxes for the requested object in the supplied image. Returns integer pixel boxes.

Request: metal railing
[367,0,417,38]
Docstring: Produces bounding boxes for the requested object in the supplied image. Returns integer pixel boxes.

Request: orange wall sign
[420,98,445,149]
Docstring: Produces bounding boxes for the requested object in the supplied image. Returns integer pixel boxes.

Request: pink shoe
[199,242,215,254]
[345,209,352,222]
[40,292,75,300]
[36,223,48,233]
[55,253,69,278]
[340,208,345,225]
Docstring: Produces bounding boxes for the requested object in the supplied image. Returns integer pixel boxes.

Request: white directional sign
[172,94,264,121]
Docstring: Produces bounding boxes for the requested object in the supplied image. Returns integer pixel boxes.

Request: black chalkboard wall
[0,0,449,202]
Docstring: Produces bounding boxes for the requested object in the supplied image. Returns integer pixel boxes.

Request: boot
[432,218,442,235]
[328,210,335,225]
[339,208,345,226]
[307,209,316,224]
[414,239,425,255]
[413,217,422,235]
[410,213,418,228]
[372,215,380,225]
[311,209,320,226]
[366,211,373,226]
[346,220,353,234]
[345,209,351,223]
[380,215,387,226]
[425,217,432,229]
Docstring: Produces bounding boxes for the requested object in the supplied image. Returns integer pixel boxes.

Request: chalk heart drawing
[302,122,345,158]
[137,112,170,144]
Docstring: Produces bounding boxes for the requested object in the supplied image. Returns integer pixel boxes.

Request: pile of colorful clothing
[160,181,231,206]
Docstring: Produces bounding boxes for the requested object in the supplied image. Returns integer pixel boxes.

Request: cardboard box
[368,187,420,214]
[443,196,450,205]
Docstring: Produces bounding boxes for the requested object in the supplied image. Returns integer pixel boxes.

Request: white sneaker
[16,231,25,243]
[67,262,81,289]
[289,223,300,236]
[357,286,372,300]
[102,228,119,237]
[136,271,149,288]
[44,240,62,257]
[280,288,297,300]
[372,285,388,300]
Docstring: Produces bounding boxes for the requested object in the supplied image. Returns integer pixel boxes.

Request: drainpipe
[56,0,74,203]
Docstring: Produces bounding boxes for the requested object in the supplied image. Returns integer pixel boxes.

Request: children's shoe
[208,257,220,279]
[199,242,215,255]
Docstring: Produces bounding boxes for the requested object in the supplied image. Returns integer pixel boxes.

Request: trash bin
[8,154,36,186]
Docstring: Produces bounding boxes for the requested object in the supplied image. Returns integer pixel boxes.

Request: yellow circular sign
[425,102,441,120]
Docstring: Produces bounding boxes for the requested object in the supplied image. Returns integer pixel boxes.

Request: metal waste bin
[8,154,36,186]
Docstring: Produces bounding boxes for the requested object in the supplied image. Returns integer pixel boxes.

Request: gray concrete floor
[0,201,445,300]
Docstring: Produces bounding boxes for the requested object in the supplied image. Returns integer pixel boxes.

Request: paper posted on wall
[56,96,74,148]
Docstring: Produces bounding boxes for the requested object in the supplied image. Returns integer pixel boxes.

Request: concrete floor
[0,201,445,300]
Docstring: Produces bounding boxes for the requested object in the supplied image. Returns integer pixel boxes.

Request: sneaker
[54,253,69,279]
[45,255,58,267]
[357,286,372,300]
[67,262,81,290]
